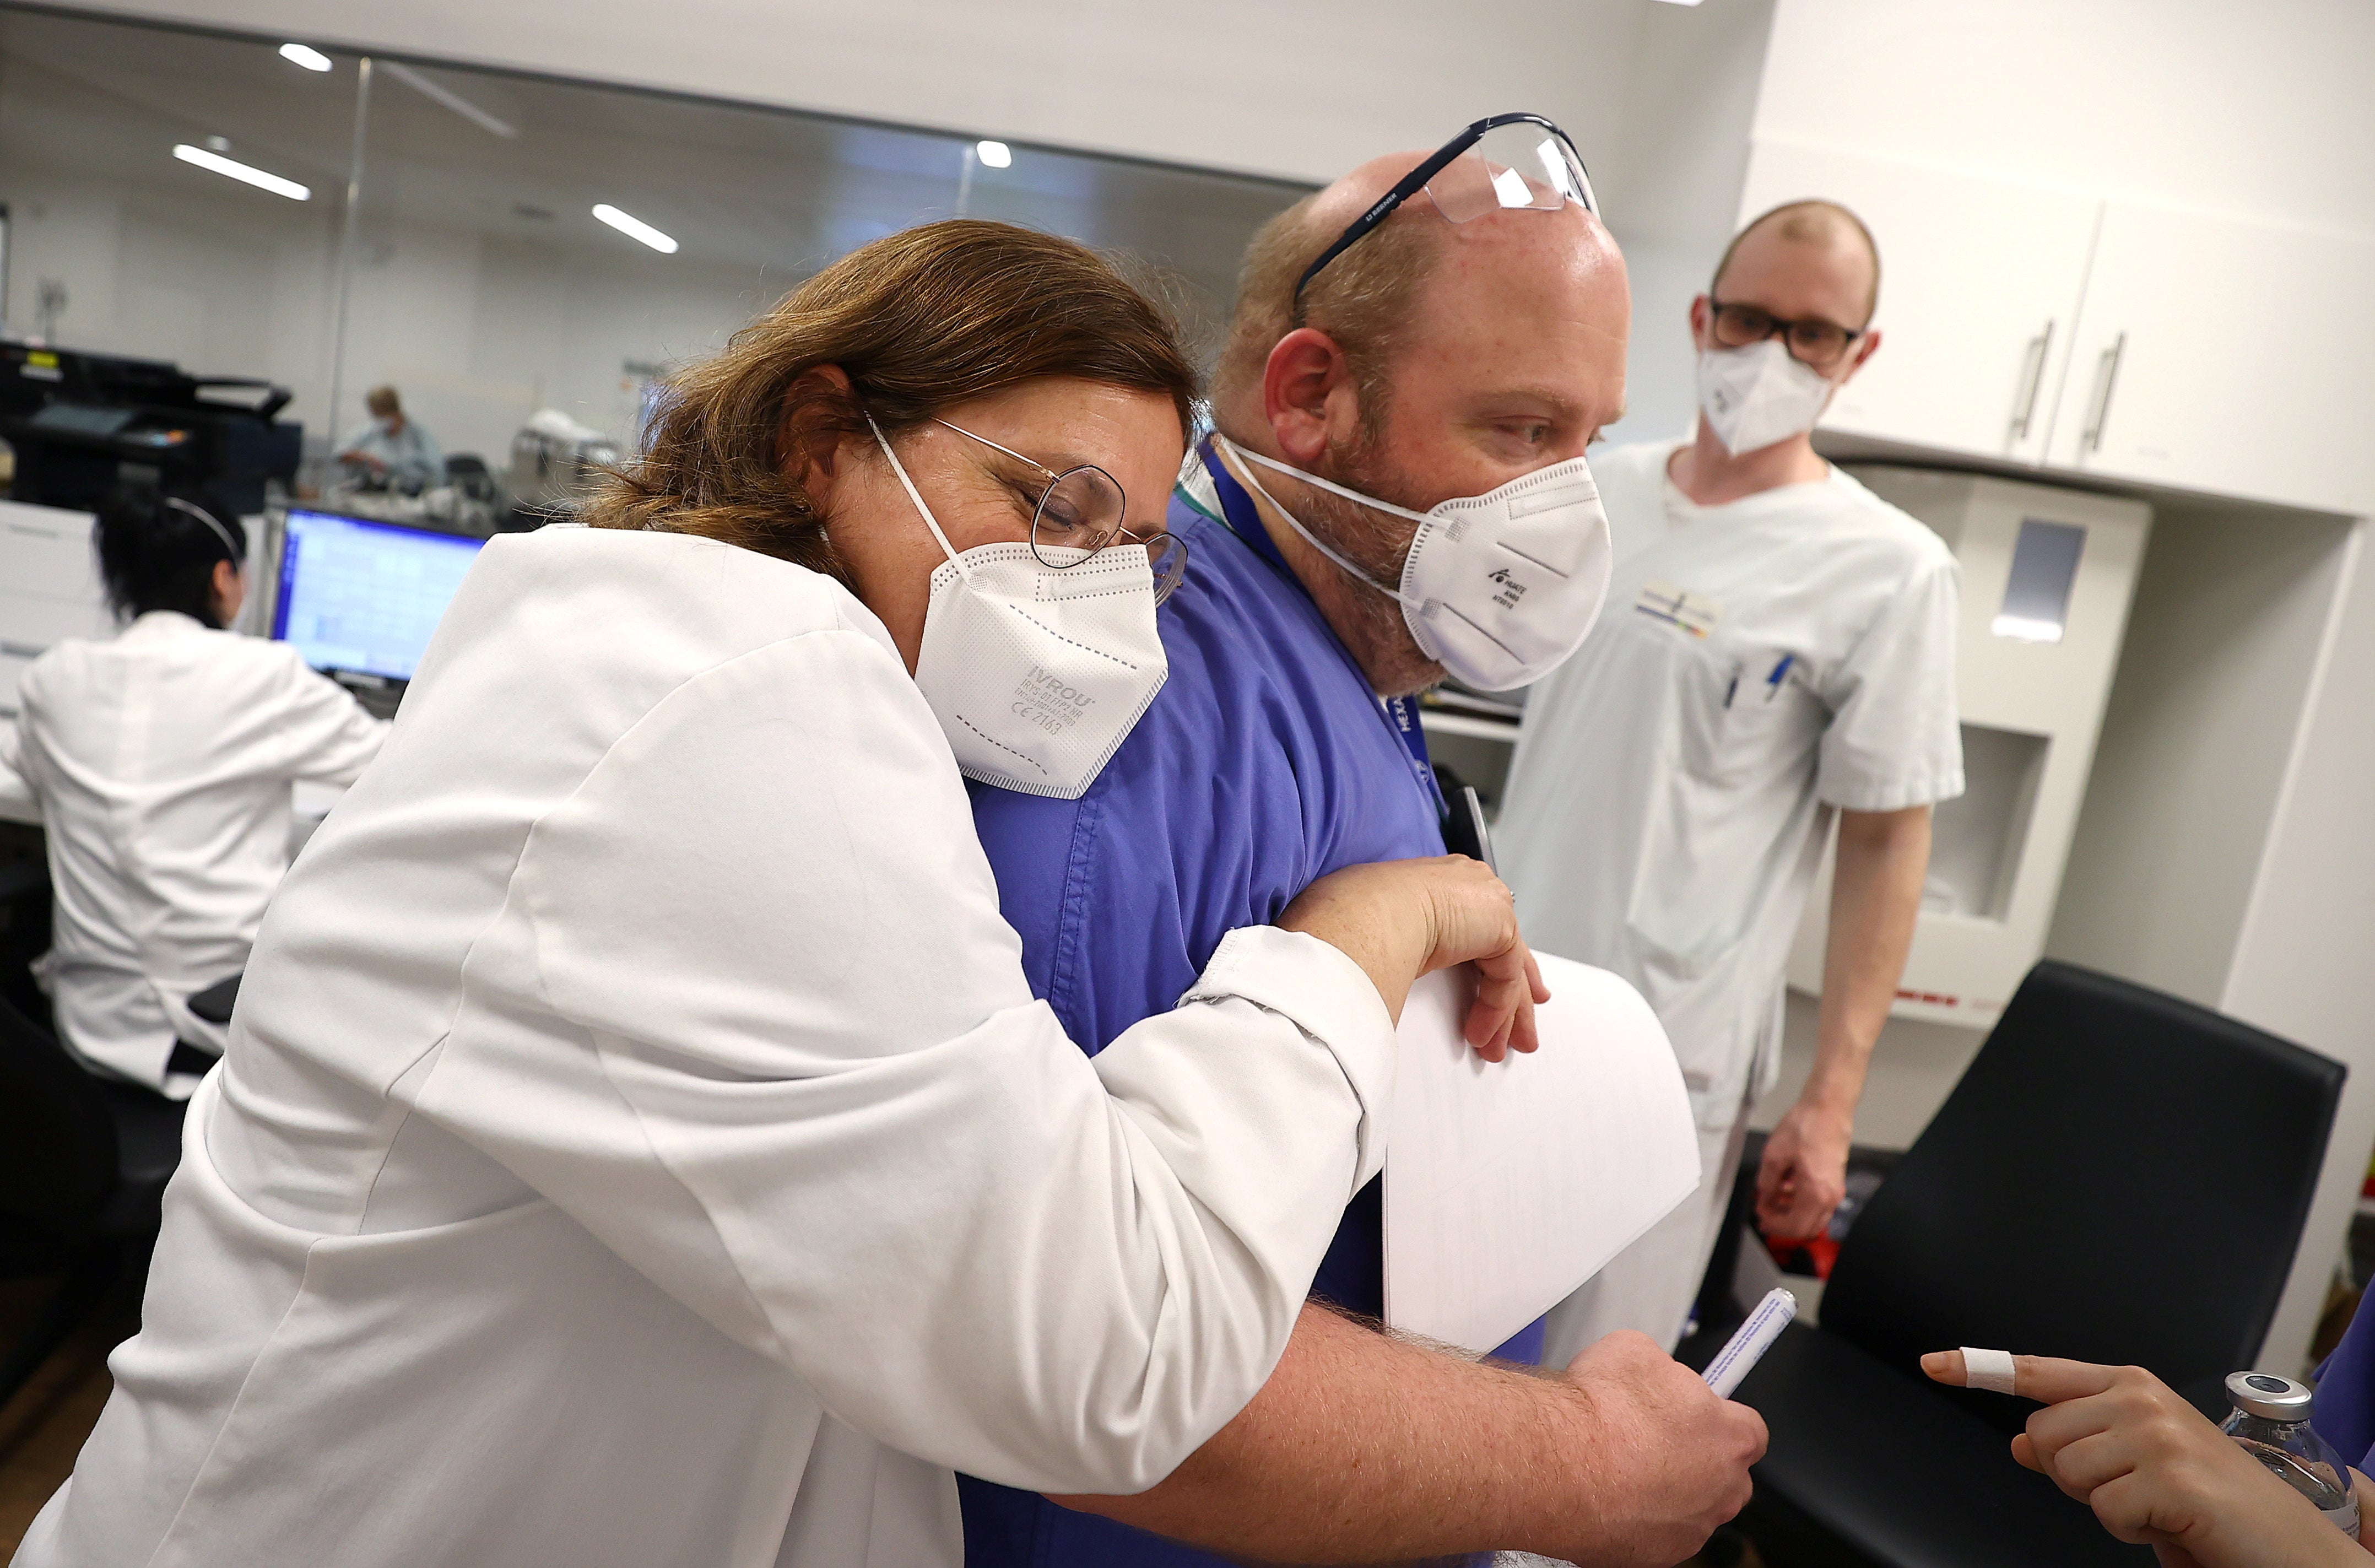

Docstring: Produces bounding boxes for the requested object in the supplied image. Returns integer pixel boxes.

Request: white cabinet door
[1736,138,2101,464]
[2047,200,2375,515]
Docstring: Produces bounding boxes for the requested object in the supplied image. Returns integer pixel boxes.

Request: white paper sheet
[1383,952,1700,1355]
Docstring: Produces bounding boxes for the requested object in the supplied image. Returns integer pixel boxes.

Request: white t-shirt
[1497,439,1964,1127]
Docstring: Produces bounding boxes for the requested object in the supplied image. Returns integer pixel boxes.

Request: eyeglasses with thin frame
[1294,112,1599,306]
[929,418,1188,604]
[1707,298,1866,374]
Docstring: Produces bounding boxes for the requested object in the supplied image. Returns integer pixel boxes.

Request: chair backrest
[0,991,120,1236]
[1823,960,2344,1410]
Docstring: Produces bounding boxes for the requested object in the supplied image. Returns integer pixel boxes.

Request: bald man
[961,129,1763,1567]
[1499,202,1965,1366]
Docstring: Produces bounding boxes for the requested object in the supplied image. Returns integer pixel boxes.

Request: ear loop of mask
[163,496,241,565]
[1211,435,1426,613]
[866,414,973,584]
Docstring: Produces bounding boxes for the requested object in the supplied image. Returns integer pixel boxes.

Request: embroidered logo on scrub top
[1635,581,1719,638]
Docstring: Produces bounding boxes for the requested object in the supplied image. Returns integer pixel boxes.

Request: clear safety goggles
[1295,113,1599,303]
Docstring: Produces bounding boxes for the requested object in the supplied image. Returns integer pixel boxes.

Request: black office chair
[1728,960,2346,1568]
[0,853,51,1028]
[445,452,497,504]
[0,992,186,1413]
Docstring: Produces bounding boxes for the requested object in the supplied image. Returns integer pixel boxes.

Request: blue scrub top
[957,445,1535,1568]
[2315,1285,2375,1473]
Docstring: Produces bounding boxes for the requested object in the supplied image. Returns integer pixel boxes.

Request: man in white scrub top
[1498,201,1963,1363]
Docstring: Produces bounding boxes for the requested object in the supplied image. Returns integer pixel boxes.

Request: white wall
[68,0,1651,190]
[2220,527,2375,1369]
[336,224,765,463]
[2046,507,2355,1007]
[0,170,340,414]
[1594,0,1776,447]
[1755,0,2375,241]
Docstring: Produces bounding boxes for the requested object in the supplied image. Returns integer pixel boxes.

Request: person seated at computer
[1925,1348,2375,1566]
[0,483,387,1098]
[336,384,445,491]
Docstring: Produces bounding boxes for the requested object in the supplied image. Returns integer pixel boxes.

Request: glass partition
[0,3,1307,527]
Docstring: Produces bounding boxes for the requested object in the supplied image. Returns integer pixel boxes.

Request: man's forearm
[1050,1302,1583,1564]
[1807,804,1932,1106]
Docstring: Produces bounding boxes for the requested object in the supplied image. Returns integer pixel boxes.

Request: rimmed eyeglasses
[932,418,1188,603]
[1707,298,1867,374]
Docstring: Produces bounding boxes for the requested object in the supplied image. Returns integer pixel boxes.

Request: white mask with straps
[1211,435,1611,692]
[1695,338,1842,455]
[869,417,1168,800]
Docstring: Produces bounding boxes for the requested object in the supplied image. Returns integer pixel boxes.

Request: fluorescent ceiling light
[1651,0,1706,6]
[592,203,677,253]
[385,60,518,138]
[172,143,310,201]
[975,139,1012,169]
[279,42,333,71]
[1990,613,2066,644]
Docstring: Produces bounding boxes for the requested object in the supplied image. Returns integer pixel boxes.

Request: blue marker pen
[1765,653,1795,702]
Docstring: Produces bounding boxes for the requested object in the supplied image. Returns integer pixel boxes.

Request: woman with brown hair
[18,220,1543,1568]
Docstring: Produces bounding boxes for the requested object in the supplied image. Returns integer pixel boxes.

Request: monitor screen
[272,510,484,683]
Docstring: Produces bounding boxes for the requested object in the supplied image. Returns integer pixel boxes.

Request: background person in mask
[961,125,1763,1568]
[334,383,444,490]
[1497,199,1964,1366]
[17,221,1548,1568]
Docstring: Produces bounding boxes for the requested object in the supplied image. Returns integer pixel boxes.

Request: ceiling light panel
[592,203,678,253]
[172,143,311,201]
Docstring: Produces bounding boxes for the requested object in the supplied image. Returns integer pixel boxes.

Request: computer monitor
[272,509,484,684]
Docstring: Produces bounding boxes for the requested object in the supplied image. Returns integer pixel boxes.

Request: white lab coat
[0,612,388,1094]
[1499,439,1965,1129]
[17,525,1397,1568]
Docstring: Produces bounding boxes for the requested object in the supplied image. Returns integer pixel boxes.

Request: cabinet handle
[2081,332,2125,454]
[2009,320,2054,441]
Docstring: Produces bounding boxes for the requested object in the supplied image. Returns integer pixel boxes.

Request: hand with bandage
[1923,1349,2375,1567]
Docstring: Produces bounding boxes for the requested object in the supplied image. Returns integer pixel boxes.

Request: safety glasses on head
[1295,113,1599,304]
[929,417,1187,603]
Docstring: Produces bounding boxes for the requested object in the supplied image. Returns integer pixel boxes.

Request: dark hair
[582,219,1200,581]
[91,484,247,628]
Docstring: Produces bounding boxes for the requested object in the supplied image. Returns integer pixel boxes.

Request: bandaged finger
[1961,1346,2019,1395]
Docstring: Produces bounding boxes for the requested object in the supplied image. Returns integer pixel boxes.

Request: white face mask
[1213,436,1611,692]
[871,419,1168,799]
[1695,338,1842,455]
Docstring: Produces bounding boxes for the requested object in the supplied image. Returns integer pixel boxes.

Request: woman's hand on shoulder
[1279,856,1549,1062]
[1922,1350,2372,1568]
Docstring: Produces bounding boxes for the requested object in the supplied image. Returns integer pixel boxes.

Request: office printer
[0,341,302,513]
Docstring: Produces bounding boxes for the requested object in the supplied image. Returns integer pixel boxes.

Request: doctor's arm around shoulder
[7,220,1549,1568]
